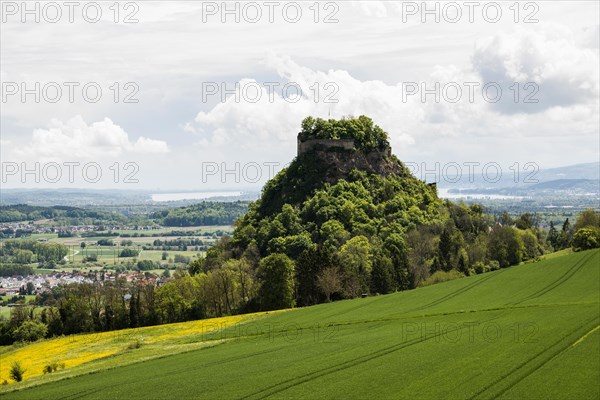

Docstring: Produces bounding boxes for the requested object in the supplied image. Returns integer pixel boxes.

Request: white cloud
[187,49,598,170]
[472,24,599,113]
[190,54,422,158]
[131,137,170,154]
[351,1,388,18]
[5,116,169,162]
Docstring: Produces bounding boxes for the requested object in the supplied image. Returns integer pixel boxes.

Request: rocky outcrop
[297,137,405,185]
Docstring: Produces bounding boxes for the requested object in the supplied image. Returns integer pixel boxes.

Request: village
[0,270,167,298]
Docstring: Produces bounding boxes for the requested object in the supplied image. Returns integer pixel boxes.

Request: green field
[2,226,224,271]
[2,249,599,399]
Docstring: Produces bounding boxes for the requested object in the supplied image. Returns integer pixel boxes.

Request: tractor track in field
[335,268,507,320]
[327,294,395,319]
[54,346,283,400]
[332,269,508,320]
[467,315,600,400]
[406,268,508,314]
[512,251,594,306]
[243,315,505,400]
[58,387,104,400]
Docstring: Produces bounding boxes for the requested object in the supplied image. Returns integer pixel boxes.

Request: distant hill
[439,162,600,199]
[536,162,599,181]
[529,179,599,191]
[437,162,599,190]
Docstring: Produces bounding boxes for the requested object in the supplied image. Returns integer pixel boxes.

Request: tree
[572,227,600,251]
[370,252,395,294]
[573,209,600,231]
[25,282,35,295]
[137,260,157,271]
[173,254,190,264]
[80,242,86,249]
[129,290,140,328]
[119,248,139,258]
[457,248,469,274]
[319,219,350,249]
[383,233,410,290]
[547,221,559,250]
[558,218,573,248]
[338,236,372,295]
[316,267,342,302]
[12,320,47,342]
[267,233,314,259]
[155,280,191,323]
[499,211,513,226]
[515,213,536,230]
[406,226,438,288]
[9,361,26,382]
[438,227,453,271]
[14,249,34,264]
[488,225,524,268]
[161,251,168,261]
[257,254,295,310]
[296,246,333,306]
[519,229,543,261]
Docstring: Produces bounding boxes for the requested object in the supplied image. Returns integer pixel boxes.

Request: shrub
[43,362,65,374]
[84,253,98,262]
[488,260,500,271]
[173,254,190,264]
[12,320,48,342]
[9,362,26,382]
[572,227,600,252]
[119,248,139,257]
[128,339,143,349]
[473,261,487,275]
[419,270,465,287]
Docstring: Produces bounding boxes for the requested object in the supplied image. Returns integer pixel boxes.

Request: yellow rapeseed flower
[0,310,283,384]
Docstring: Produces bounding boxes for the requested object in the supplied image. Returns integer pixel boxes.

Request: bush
[473,261,487,275]
[488,260,500,271]
[84,253,98,262]
[43,362,65,374]
[419,270,465,287]
[9,361,26,382]
[119,248,139,257]
[572,227,600,251]
[127,339,143,349]
[173,254,190,264]
[136,260,157,271]
[12,320,48,342]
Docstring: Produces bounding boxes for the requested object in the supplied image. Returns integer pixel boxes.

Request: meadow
[9,226,228,270]
[1,249,598,399]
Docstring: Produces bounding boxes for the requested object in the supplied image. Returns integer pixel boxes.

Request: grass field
[1,249,598,399]
[3,226,223,270]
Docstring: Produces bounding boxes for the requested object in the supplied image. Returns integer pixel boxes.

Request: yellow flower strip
[0,310,282,383]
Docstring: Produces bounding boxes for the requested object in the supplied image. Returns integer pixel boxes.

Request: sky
[1,1,598,191]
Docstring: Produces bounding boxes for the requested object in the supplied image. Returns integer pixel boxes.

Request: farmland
[1,249,598,399]
[1,225,232,273]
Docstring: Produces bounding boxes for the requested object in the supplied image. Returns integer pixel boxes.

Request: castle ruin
[297,137,355,156]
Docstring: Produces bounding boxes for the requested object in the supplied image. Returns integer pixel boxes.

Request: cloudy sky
[1,1,598,190]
